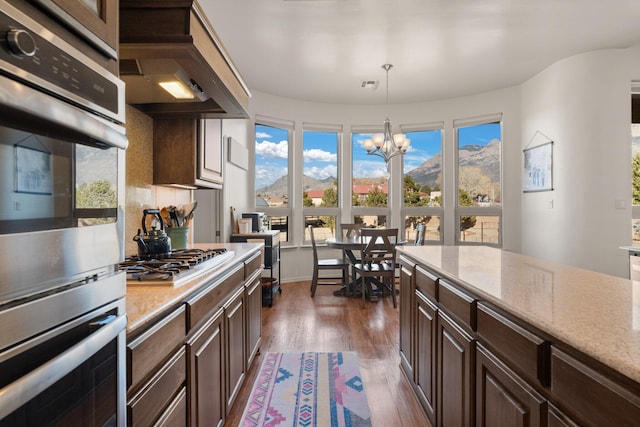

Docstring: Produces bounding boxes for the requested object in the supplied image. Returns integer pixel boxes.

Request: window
[302,124,341,242]
[455,115,502,245]
[269,215,289,242]
[404,215,441,243]
[352,130,388,208]
[255,118,292,242]
[303,215,337,242]
[351,128,389,231]
[255,123,290,208]
[251,113,505,247]
[402,126,444,243]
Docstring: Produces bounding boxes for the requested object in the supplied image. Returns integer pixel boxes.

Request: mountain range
[407,139,500,189]
[257,175,336,197]
[256,140,500,195]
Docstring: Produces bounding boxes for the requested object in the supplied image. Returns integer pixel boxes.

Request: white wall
[249,87,522,283]
[521,46,640,277]
[221,119,253,242]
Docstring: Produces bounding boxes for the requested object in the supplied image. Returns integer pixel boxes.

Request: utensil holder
[167,226,189,250]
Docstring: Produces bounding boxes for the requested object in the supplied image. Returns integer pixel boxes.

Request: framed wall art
[523,141,553,192]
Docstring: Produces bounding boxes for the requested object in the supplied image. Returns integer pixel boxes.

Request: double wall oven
[0,0,127,425]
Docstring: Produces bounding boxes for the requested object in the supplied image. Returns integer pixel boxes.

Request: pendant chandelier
[363,64,410,163]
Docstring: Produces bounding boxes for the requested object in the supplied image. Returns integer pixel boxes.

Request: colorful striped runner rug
[239,352,372,426]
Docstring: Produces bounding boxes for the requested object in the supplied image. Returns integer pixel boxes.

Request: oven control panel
[0,2,123,123]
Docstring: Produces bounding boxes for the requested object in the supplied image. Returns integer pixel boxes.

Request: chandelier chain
[362,63,410,164]
[383,64,392,116]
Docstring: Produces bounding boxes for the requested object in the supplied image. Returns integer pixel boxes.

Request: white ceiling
[202,0,640,105]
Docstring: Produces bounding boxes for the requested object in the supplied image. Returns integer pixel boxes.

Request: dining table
[324,234,406,299]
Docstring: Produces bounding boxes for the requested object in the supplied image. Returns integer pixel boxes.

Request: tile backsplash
[124,106,192,256]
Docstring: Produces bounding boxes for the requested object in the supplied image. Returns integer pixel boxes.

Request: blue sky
[458,122,501,148]
[255,125,289,188]
[255,123,500,187]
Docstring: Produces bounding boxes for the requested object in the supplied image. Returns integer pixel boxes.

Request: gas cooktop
[119,248,234,286]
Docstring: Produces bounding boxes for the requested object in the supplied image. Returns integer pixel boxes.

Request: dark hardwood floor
[223,280,432,427]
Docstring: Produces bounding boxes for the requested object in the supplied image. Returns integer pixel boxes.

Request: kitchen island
[397,245,640,427]
[125,242,264,426]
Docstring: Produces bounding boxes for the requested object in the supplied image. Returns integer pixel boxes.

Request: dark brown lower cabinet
[156,387,188,427]
[225,287,246,411]
[127,306,187,426]
[399,264,415,379]
[550,347,640,427]
[415,290,437,425]
[128,347,187,426]
[400,257,640,427]
[126,254,263,427]
[245,270,262,368]
[437,310,475,427]
[476,344,546,427]
[187,307,225,427]
[547,403,579,427]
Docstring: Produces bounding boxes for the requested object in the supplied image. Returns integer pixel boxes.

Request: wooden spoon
[160,207,171,228]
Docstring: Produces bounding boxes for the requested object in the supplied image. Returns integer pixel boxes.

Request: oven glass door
[0,308,126,426]
[0,124,118,235]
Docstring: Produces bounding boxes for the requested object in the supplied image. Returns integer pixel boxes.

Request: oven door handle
[0,76,128,150]
[0,313,127,420]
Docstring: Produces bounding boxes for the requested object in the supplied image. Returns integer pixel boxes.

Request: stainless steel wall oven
[0,0,127,425]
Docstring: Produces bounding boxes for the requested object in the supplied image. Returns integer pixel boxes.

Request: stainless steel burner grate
[120,248,229,281]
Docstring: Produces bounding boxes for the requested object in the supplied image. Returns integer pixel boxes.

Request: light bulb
[393,133,405,148]
[372,134,384,148]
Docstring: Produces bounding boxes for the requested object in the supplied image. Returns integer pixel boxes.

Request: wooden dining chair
[340,223,363,281]
[308,226,350,297]
[353,228,399,308]
[341,223,363,240]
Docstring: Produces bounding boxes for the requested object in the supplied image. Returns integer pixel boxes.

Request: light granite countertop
[398,245,640,385]
[126,242,263,334]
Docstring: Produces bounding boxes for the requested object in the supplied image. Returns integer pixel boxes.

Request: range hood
[119,0,251,119]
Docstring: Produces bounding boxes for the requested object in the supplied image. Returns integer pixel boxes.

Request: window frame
[254,115,294,244]
[301,122,342,243]
[454,113,503,247]
[351,125,390,220]
[400,122,445,244]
